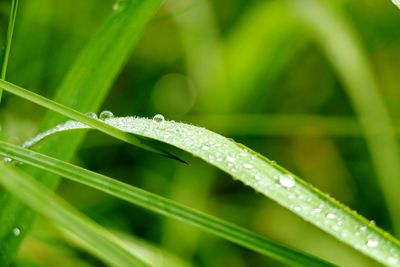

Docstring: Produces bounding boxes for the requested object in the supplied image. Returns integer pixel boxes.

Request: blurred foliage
[1,0,400,266]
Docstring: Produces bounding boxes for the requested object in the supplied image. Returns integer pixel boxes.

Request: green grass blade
[0,0,163,264]
[0,79,178,159]
[290,0,400,236]
[221,1,303,111]
[0,0,19,101]
[13,114,400,266]
[0,141,335,267]
[0,164,150,267]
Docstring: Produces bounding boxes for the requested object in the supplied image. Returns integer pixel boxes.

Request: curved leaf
[12,113,400,266]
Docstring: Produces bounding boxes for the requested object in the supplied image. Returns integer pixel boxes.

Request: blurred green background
[1,0,400,266]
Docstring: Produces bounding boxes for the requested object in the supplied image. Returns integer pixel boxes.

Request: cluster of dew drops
[150,113,398,266]
[85,110,115,120]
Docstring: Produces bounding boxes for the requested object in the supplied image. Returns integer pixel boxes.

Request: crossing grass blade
[0,141,335,267]
[0,164,150,267]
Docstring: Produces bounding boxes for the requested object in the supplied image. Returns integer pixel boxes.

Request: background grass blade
[0,141,334,267]
[0,0,163,264]
[290,0,400,236]
[0,0,18,96]
[0,164,150,267]
[13,113,400,266]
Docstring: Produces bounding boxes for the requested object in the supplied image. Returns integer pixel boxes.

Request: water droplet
[13,228,21,236]
[201,145,210,151]
[293,206,301,212]
[388,256,398,264]
[360,226,367,231]
[313,208,322,213]
[152,114,165,123]
[3,157,12,163]
[279,174,295,189]
[240,151,248,157]
[99,110,114,120]
[113,0,127,11]
[243,163,253,169]
[326,213,336,219]
[392,0,400,8]
[226,156,235,163]
[367,239,379,248]
[85,112,98,119]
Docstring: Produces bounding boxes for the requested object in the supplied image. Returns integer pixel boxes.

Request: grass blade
[0,164,149,267]
[0,79,179,159]
[0,0,19,100]
[0,141,335,267]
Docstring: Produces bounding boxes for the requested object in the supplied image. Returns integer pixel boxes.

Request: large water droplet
[99,110,114,120]
[85,112,98,119]
[392,0,400,8]
[152,114,165,123]
[13,228,21,236]
[367,239,379,248]
[278,174,295,189]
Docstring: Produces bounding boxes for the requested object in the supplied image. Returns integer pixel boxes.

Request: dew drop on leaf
[3,157,12,163]
[201,145,210,151]
[85,112,98,119]
[326,213,336,220]
[226,156,236,163]
[13,228,21,236]
[367,239,379,248]
[243,163,253,169]
[152,114,165,123]
[313,208,322,213]
[100,110,114,120]
[278,174,295,189]
[113,0,127,11]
